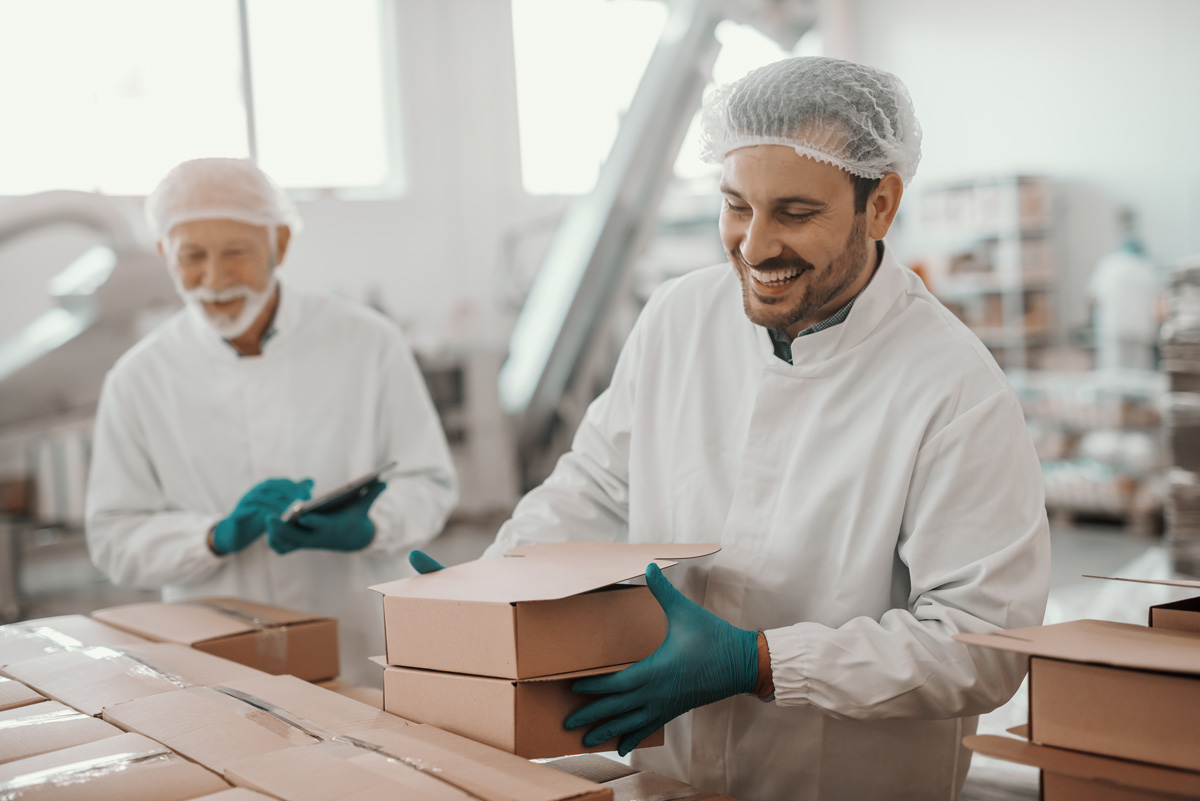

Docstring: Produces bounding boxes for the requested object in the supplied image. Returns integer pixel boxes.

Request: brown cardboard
[965,734,1200,800]
[315,678,383,709]
[341,723,614,801]
[1083,575,1200,633]
[956,620,1200,772]
[226,741,493,801]
[543,754,639,783]
[0,676,42,712]
[0,731,228,800]
[377,660,665,759]
[92,597,339,681]
[0,614,149,667]
[1,641,269,716]
[370,542,719,678]
[542,755,728,801]
[101,674,412,773]
[198,791,277,801]
[0,700,123,764]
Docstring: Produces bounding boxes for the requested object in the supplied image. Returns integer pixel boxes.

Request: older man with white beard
[85,158,457,685]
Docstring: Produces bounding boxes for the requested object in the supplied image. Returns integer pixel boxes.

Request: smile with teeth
[750,266,805,286]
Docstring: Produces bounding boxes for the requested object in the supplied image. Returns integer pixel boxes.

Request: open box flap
[1084,575,1200,590]
[93,598,324,645]
[370,543,721,603]
[369,655,636,683]
[965,735,1200,796]
[954,619,1200,675]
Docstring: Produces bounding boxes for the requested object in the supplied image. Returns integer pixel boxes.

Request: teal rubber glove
[212,478,313,555]
[266,481,386,554]
[409,550,445,574]
[564,562,759,756]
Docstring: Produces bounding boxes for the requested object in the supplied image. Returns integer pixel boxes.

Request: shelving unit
[907,175,1058,369]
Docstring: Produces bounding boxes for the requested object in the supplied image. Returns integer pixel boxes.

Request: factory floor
[4,517,1171,800]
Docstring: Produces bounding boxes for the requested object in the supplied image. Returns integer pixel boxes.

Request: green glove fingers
[565,562,760,755]
[409,550,446,574]
[212,477,313,555]
[266,480,386,554]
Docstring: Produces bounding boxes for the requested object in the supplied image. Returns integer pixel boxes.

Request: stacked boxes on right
[370,542,719,759]
[956,576,1200,800]
[1162,257,1200,577]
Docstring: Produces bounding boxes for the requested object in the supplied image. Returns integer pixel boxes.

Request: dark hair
[850,173,880,214]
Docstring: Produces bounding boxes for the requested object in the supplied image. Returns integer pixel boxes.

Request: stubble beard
[736,214,870,333]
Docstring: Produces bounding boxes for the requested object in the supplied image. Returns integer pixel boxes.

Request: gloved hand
[212,478,313,555]
[564,562,759,756]
[409,550,445,574]
[266,481,386,554]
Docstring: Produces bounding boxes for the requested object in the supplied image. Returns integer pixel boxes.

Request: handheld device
[280,460,398,524]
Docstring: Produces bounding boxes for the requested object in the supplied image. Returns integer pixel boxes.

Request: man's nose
[739,217,784,266]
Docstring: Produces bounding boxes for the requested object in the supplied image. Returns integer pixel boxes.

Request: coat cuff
[763,626,816,707]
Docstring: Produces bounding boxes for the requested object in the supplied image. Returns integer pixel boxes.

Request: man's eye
[724,200,750,213]
[783,212,815,222]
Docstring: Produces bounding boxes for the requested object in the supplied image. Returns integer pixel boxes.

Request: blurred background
[0,2,1197,795]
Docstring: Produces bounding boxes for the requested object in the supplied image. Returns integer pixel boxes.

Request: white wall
[840,0,1200,332]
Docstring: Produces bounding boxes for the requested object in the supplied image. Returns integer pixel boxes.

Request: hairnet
[145,157,303,241]
[699,56,922,185]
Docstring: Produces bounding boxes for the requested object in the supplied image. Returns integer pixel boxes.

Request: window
[0,0,396,196]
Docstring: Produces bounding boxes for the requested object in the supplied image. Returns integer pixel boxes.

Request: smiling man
[85,158,457,685]
[413,57,1050,800]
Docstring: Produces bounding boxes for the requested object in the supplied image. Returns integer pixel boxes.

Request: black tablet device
[280,460,398,523]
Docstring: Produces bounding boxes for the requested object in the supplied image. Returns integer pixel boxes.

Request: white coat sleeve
[483,301,654,558]
[365,331,458,556]
[766,390,1050,719]
[85,373,225,589]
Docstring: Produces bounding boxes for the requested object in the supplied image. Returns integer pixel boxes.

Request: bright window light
[0,0,395,196]
[511,0,668,196]
[673,21,823,181]
[247,0,394,191]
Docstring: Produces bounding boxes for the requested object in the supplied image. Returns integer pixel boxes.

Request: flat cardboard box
[956,619,1200,772]
[92,597,339,681]
[101,674,412,773]
[1084,575,1200,634]
[377,660,665,759]
[341,723,613,801]
[1,641,269,716]
[199,791,277,801]
[965,734,1200,800]
[0,676,42,712]
[371,542,719,679]
[0,731,228,800]
[0,614,149,667]
[315,678,383,709]
[543,755,736,801]
[0,700,123,764]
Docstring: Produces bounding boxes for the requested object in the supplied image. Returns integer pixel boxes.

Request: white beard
[177,273,277,340]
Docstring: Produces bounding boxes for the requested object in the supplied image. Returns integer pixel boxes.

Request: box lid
[954,619,1200,676]
[370,542,720,603]
[965,734,1200,797]
[0,614,148,666]
[216,674,413,735]
[1084,575,1200,590]
[370,656,636,683]
[92,598,326,645]
[0,676,42,712]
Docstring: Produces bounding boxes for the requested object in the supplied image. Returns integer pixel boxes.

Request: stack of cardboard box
[369,542,718,758]
[956,576,1200,800]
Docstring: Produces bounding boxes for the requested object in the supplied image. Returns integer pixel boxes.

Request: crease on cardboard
[330,734,445,778]
[80,646,190,688]
[0,706,88,731]
[182,601,290,667]
[0,746,173,793]
[209,685,335,742]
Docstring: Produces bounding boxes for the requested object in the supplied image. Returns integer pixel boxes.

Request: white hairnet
[145,157,303,241]
[700,56,922,185]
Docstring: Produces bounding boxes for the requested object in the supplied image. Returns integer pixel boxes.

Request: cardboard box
[0,614,149,667]
[1084,575,1200,634]
[342,723,614,801]
[377,660,665,759]
[956,619,1200,772]
[199,791,277,801]
[370,542,719,679]
[0,700,123,764]
[0,731,229,800]
[544,754,739,801]
[1,641,269,716]
[965,734,1200,801]
[101,674,412,774]
[92,597,339,681]
[0,676,42,712]
[315,678,383,709]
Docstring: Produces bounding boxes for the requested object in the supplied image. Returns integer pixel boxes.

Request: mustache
[187,285,256,303]
[733,249,815,274]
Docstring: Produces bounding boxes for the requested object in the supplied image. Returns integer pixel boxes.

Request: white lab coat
[86,279,457,686]
[486,244,1050,801]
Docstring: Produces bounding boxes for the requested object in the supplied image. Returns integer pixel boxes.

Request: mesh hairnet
[699,57,922,185]
[145,158,303,240]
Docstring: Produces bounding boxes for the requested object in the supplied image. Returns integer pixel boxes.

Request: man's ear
[274,225,292,266]
[867,173,904,240]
